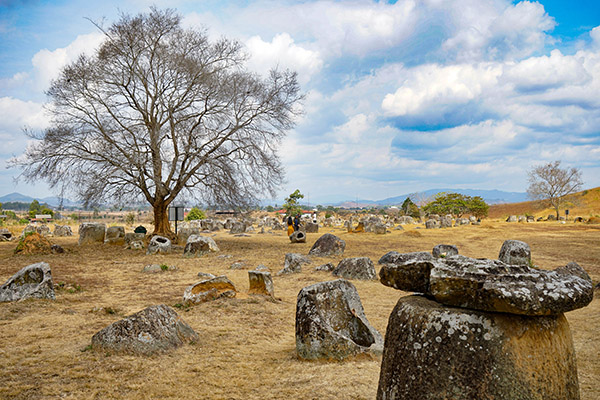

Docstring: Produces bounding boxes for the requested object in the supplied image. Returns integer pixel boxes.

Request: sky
[1,0,599,205]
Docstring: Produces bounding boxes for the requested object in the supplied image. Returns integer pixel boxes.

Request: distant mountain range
[0,188,529,210]
[0,192,80,208]
[331,188,528,208]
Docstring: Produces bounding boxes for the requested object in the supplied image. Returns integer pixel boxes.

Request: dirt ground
[0,220,598,399]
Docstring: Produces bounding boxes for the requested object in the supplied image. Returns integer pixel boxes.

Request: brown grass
[0,221,598,399]
[489,186,600,220]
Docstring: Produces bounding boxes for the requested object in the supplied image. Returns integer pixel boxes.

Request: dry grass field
[0,219,598,399]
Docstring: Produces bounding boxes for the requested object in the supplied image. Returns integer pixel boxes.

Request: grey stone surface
[304,222,319,233]
[296,279,383,360]
[0,262,55,302]
[53,225,73,237]
[377,295,580,400]
[498,239,531,266]
[425,219,440,229]
[248,270,274,297]
[183,276,236,305]
[379,252,594,316]
[146,235,172,255]
[315,262,335,272]
[308,233,345,257]
[432,244,459,258]
[277,253,311,275]
[183,235,219,257]
[379,251,436,293]
[289,230,306,243]
[91,304,198,355]
[332,257,377,280]
[105,226,125,245]
[78,222,106,245]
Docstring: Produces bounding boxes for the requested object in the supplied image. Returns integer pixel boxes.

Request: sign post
[168,206,185,235]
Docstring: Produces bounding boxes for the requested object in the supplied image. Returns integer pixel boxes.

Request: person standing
[293,214,300,231]
[287,214,294,236]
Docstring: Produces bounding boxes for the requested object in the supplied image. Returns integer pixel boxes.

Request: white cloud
[245,33,323,85]
[591,26,600,46]
[31,32,104,91]
[440,0,555,61]
[503,50,590,91]
[0,97,48,156]
[381,63,502,116]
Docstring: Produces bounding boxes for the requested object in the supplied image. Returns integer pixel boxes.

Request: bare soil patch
[0,221,598,399]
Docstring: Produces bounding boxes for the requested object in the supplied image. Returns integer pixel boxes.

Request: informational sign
[168,205,185,235]
[168,206,185,221]
[35,214,52,219]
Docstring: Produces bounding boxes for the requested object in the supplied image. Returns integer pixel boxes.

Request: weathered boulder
[379,253,594,315]
[315,262,335,272]
[425,219,440,229]
[146,235,172,255]
[377,295,580,400]
[308,233,345,257]
[277,253,311,275]
[53,225,73,237]
[197,272,216,279]
[177,226,201,244]
[104,226,125,245]
[373,223,387,234]
[183,235,219,257]
[141,264,176,273]
[547,214,557,221]
[527,215,536,222]
[379,251,436,293]
[124,232,145,244]
[432,244,458,258]
[396,216,416,224]
[0,228,12,240]
[498,239,531,266]
[78,222,106,245]
[0,262,55,302]
[51,244,64,254]
[183,276,236,305]
[91,304,198,355]
[289,230,306,243]
[455,218,470,226]
[296,279,383,360]
[506,215,518,222]
[440,215,453,228]
[248,270,274,297]
[303,222,318,233]
[229,221,246,234]
[332,257,376,280]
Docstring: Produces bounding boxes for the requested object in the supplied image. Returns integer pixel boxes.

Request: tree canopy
[527,161,583,218]
[422,192,489,218]
[283,189,304,216]
[11,8,302,235]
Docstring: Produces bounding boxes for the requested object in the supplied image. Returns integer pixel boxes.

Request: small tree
[283,189,304,216]
[467,196,489,219]
[400,197,420,218]
[527,161,583,219]
[185,207,206,221]
[423,192,469,218]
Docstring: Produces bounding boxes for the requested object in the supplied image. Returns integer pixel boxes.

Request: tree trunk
[153,200,173,237]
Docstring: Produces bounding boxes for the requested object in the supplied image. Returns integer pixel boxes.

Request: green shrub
[185,207,206,221]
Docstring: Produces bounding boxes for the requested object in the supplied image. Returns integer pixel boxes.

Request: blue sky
[1,0,599,205]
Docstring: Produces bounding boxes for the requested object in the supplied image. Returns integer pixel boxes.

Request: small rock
[332,257,377,280]
[91,304,198,355]
[498,239,531,266]
[0,262,55,302]
[197,272,216,279]
[315,262,335,272]
[248,270,274,297]
[308,233,345,257]
[432,244,458,258]
[277,253,311,275]
[183,276,237,305]
[183,235,219,257]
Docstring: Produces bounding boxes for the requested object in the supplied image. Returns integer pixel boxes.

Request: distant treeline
[2,201,51,211]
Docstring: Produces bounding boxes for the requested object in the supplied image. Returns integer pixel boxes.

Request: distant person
[294,214,300,231]
[287,214,294,236]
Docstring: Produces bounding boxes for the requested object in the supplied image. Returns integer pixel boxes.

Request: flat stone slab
[183,276,236,305]
[379,252,593,316]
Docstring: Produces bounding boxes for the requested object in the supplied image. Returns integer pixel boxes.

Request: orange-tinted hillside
[488,187,600,220]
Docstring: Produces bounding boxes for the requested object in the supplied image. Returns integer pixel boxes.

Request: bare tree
[527,161,583,219]
[10,8,302,236]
